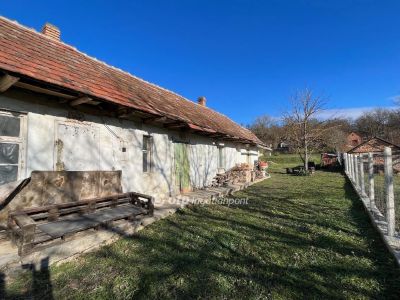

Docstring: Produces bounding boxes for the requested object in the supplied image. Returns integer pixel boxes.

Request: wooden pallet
[7,192,154,256]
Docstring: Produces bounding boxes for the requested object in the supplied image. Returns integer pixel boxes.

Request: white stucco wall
[188,136,218,188]
[0,89,259,199]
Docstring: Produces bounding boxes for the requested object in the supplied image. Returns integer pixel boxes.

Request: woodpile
[254,170,265,180]
[212,164,259,187]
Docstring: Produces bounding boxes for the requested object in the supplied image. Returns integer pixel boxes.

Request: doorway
[174,142,191,193]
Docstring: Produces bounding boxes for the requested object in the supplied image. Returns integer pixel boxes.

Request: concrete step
[141,217,158,227]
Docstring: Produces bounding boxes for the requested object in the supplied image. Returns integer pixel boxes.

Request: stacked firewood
[211,164,255,187]
[254,170,265,180]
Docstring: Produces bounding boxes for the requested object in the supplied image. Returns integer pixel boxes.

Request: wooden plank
[70,96,92,106]
[142,116,168,124]
[48,206,59,221]
[11,193,135,216]
[87,201,96,213]
[13,214,36,246]
[10,191,152,233]
[129,191,152,200]
[7,223,21,245]
[87,100,101,105]
[0,74,19,92]
[37,205,146,238]
[111,196,118,208]
[59,205,87,215]
[14,81,75,98]
[14,214,36,229]
[164,122,187,129]
[33,234,53,244]
[38,216,99,238]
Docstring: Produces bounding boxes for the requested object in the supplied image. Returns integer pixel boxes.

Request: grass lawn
[3,158,400,299]
[267,153,321,168]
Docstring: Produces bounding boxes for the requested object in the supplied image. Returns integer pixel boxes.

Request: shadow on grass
[343,174,400,298]
[4,169,400,299]
[1,257,53,300]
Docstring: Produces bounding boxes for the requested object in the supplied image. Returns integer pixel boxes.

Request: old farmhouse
[0,17,266,224]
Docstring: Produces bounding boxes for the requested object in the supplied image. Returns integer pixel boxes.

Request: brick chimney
[198,96,206,106]
[42,23,60,41]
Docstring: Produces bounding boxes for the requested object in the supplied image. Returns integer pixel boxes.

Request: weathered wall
[187,139,259,188]
[188,136,218,188]
[0,89,259,202]
[0,90,176,199]
[0,170,122,224]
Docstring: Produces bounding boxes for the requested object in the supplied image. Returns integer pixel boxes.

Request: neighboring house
[347,137,400,173]
[275,141,290,153]
[347,132,363,147]
[347,137,400,154]
[0,17,266,200]
[343,132,363,152]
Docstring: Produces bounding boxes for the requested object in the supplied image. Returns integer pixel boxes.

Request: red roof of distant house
[347,137,400,154]
[0,17,262,145]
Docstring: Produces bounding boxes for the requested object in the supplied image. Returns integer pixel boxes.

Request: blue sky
[1,0,399,124]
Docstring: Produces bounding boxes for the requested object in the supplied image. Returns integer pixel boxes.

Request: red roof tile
[0,17,262,145]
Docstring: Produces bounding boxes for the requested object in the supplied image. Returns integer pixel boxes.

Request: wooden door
[174,143,191,193]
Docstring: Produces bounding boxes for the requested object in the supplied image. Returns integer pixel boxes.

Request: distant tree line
[248,93,400,156]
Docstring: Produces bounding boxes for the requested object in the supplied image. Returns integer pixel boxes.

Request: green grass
[267,153,321,169]
[4,166,400,299]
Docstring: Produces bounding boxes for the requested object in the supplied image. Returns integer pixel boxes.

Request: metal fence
[344,148,400,235]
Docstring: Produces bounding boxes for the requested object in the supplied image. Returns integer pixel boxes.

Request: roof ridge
[0,16,206,111]
[0,16,263,145]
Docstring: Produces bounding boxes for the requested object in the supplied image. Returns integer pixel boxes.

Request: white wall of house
[0,89,259,199]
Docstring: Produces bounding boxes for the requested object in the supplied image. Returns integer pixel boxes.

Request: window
[247,152,251,165]
[218,146,225,169]
[0,115,20,137]
[0,112,26,185]
[142,135,153,173]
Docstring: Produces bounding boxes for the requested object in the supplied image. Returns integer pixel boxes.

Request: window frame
[0,110,27,184]
[142,135,153,173]
[218,146,225,169]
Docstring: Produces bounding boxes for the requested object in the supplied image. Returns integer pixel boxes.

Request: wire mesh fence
[392,152,400,232]
[373,153,386,219]
[345,149,400,235]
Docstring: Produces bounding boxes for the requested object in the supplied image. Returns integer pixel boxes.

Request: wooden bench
[7,192,154,256]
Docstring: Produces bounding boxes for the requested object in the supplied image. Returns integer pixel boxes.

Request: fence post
[368,152,375,209]
[359,155,366,196]
[358,154,365,196]
[384,147,395,237]
[349,154,354,180]
[354,154,359,188]
[345,153,349,174]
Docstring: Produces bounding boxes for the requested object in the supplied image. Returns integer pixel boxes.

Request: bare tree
[283,89,327,170]
[322,118,351,152]
[248,115,283,148]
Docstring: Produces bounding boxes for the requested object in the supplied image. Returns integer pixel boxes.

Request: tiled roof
[347,137,400,153]
[0,17,262,145]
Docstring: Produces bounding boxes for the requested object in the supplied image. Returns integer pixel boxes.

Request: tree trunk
[304,142,308,171]
[304,121,308,170]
